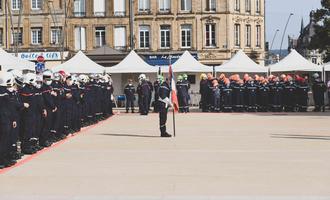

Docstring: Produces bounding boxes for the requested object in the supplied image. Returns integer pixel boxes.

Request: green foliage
[309,0,330,62]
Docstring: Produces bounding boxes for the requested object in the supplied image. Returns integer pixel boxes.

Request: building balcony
[94,12,106,17]
[114,11,126,17]
[73,12,86,17]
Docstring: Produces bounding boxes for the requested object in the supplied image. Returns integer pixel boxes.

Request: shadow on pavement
[99,133,160,138]
[271,133,330,141]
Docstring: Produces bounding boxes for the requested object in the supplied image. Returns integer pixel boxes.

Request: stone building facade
[0,0,265,66]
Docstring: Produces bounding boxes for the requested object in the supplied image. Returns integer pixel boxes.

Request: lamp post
[270,29,279,51]
[279,13,294,58]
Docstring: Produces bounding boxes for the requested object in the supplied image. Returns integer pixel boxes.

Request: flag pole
[169,56,176,137]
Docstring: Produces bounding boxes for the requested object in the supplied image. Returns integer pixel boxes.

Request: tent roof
[106,50,157,73]
[324,62,330,71]
[87,46,125,55]
[215,50,267,73]
[269,49,322,72]
[52,51,105,74]
[172,51,213,73]
[0,48,35,71]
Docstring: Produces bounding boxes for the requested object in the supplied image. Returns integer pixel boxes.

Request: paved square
[1,112,330,200]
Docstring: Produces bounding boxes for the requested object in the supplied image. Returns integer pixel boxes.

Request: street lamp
[279,13,294,58]
[270,29,279,51]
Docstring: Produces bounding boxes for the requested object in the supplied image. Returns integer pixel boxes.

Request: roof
[269,49,322,72]
[106,50,157,73]
[0,48,35,71]
[87,46,125,55]
[215,50,268,73]
[171,51,213,73]
[52,51,105,74]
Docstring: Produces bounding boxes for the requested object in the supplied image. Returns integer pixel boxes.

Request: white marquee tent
[269,49,323,72]
[0,48,35,71]
[171,51,213,73]
[324,62,330,71]
[215,50,268,73]
[52,51,105,74]
[106,50,157,73]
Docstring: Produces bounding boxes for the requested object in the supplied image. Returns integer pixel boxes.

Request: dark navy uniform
[212,85,221,112]
[153,80,161,112]
[270,81,284,112]
[200,79,209,112]
[245,81,258,112]
[312,78,326,112]
[296,81,309,112]
[124,84,136,113]
[40,83,56,146]
[176,80,187,113]
[139,80,151,115]
[283,81,296,112]
[258,83,270,112]
[51,80,65,138]
[232,82,245,112]
[222,84,233,112]
[0,87,18,167]
[19,84,38,154]
[158,81,171,137]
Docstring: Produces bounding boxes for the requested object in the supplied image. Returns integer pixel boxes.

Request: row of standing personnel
[124,74,191,115]
[200,73,327,112]
[0,70,114,169]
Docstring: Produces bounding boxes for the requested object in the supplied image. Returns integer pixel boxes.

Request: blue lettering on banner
[16,52,62,61]
[144,54,198,66]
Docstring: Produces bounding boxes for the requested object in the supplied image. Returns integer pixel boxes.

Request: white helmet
[23,73,37,85]
[53,72,62,81]
[43,70,53,80]
[71,74,79,85]
[0,72,15,87]
[8,69,24,86]
[312,73,320,79]
[78,74,89,83]
[139,74,146,80]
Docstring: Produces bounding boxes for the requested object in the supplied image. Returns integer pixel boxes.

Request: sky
[266,0,321,50]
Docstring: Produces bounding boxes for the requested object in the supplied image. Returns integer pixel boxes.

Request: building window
[0,0,3,10]
[206,0,216,12]
[95,27,106,47]
[114,26,126,49]
[74,26,86,50]
[74,0,86,16]
[245,25,251,47]
[234,24,240,47]
[139,25,150,49]
[160,25,171,48]
[205,24,216,47]
[256,0,260,13]
[51,28,62,45]
[256,25,261,47]
[93,0,105,16]
[12,0,21,10]
[11,28,23,45]
[245,0,251,12]
[234,0,240,11]
[0,28,3,46]
[114,0,126,16]
[181,25,192,48]
[181,0,191,11]
[159,0,170,12]
[139,0,150,12]
[31,28,42,45]
[31,0,42,10]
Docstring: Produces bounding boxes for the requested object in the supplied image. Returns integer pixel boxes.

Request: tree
[309,0,330,62]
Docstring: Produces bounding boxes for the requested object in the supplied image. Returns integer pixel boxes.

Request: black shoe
[126,110,129,113]
[161,132,172,137]
[132,110,135,113]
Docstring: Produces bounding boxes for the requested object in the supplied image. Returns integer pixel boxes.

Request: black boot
[161,132,172,137]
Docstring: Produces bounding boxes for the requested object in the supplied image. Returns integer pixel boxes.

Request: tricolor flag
[169,64,179,112]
